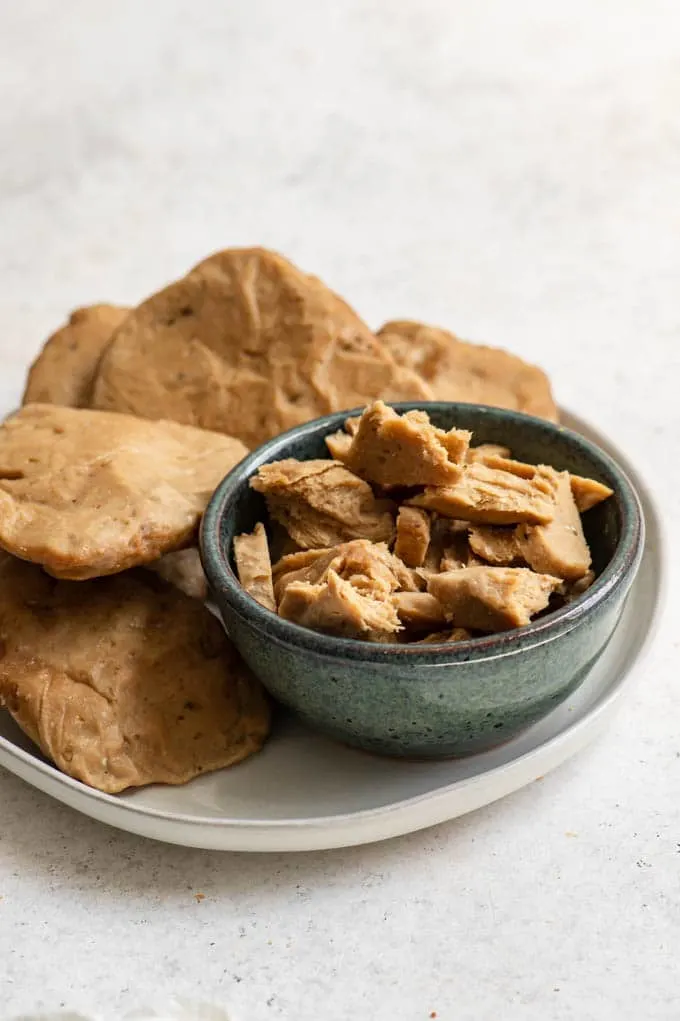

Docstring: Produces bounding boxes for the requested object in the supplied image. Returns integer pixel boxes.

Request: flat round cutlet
[23,304,129,408]
[0,404,248,579]
[377,320,558,422]
[0,557,271,793]
[90,248,431,448]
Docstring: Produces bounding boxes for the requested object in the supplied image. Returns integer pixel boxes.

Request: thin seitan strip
[468,525,526,567]
[516,472,591,582]
[251,459,395,549]
[393,592,448,630]
[478,454,536,478]
[466,444,512,464]
[408,462,558,525]
[428,566,561,631]
[233,523,276,612]
[279,569,401,637]
[342,400,471,487]
[394,506,431,567]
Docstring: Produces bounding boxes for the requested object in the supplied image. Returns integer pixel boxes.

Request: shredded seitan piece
[428,566,561,631]
[408,461,558,525]
[329,540,416,596]
[272,548,336,602]
[251,459,394,549]
[342,401,471,488]
[233,523,277,611]
[272,539,416,607]
[468,525,526,567]
[278,569,401,637]
[570,475,614,513]
[394,506,431,567]
[272,547,333,580]
[516,472,591,582]
[393,591,448,630]
[473,452,614,513]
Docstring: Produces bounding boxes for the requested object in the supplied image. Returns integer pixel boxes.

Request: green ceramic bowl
[200,403,644,759]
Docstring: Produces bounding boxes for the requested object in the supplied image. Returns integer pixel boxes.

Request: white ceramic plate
[0,411,664,852]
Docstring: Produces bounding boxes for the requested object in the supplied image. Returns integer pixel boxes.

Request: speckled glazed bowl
[200,403,644,759]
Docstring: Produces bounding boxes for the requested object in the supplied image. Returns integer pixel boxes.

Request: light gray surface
[1,1,679,1018]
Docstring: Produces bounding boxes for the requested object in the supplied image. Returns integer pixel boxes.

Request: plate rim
[0,409,667,849]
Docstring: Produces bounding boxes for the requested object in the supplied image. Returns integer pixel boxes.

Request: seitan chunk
[473,452,614,513]
[250,459,394,549]
[570,474,614,513]
[516,472,591,582]
[272,547,334,579]
[328,540,415,596]
[233,522,276,612]
[394,506,431,567]
[468,525,526,567]
[428,566,561,631]
[342,401,471,488]
[278,569,401,637]
[393,591,448,630]
[272,547,336,602]
[408,462,558,525]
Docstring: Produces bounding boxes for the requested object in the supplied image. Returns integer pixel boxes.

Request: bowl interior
[209,402,628,614]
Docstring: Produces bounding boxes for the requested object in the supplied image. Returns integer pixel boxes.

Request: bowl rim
[200,402,645,664]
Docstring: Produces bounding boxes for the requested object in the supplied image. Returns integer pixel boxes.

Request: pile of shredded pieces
[235,401,613,644]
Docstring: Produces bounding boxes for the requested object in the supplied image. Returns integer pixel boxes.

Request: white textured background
[1,2,679,1019]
